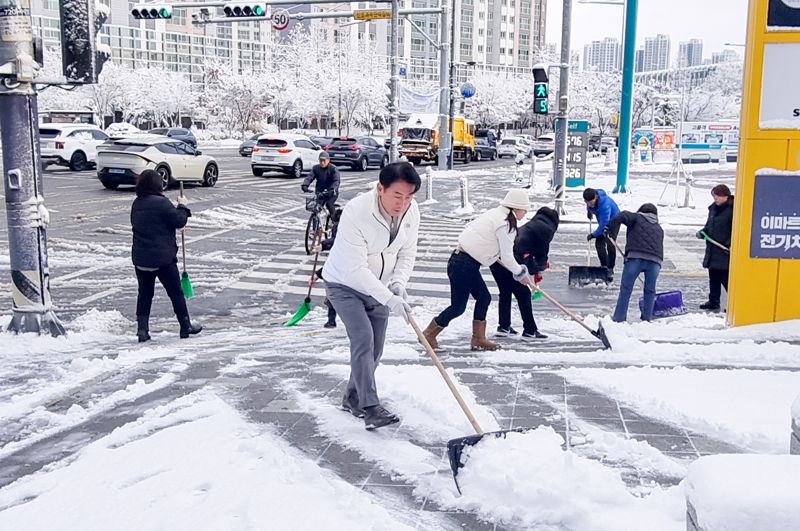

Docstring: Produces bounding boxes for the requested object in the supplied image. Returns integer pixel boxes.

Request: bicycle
[304,190,335,255]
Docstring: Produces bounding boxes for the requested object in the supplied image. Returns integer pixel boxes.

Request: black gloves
[301,184,310,193]
[696,230,704,239]
[587,233,595,241]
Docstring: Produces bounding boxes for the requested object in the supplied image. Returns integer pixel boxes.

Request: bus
[676,120,739,163]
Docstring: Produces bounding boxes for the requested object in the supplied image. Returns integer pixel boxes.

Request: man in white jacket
[321,162,421,430]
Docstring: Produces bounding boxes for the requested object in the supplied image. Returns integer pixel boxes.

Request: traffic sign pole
[553,0,573,216]
[614,0,639,194]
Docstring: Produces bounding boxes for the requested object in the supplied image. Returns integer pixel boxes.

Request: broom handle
[179,182,187,273]
[700,231,730,252]
[305,222,324,299]
[607,234,644,287]
[407,313,484,435]
[534,286,596,335]
[587,220,592,266]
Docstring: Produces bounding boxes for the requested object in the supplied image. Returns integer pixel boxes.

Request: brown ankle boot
[471,320,499,351]
[421,318,445,351]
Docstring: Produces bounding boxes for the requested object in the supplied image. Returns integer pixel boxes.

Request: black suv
[147,127,197,148]
[323,137,388,171]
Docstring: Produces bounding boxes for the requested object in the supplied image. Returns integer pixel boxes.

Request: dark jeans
[595,223,620,271]
[135,263,188,319]
[612,258,661,322]
[320,193,337,218]
[708,268,729,305]
[490,262,537,333]
[435,251,490,326]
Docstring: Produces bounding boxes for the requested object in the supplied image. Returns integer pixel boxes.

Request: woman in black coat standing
[490,206,559,340]
[131,170,202,342]
[696,184,734,311]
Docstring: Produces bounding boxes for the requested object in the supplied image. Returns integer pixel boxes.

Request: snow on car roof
[256,133,311,141]
[110,135,174,145]
[39,123,100,130]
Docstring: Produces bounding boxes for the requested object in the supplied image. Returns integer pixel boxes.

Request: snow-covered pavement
[2,155,799,529]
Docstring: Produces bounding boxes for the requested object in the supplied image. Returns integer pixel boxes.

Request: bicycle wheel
[305,213,319,255]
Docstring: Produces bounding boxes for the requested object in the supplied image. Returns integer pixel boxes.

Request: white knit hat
[500,189,530,211]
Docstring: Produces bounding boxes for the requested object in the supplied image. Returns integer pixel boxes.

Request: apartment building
[642,33,670,71]
[677,38,703,68]
[582,37,620,72]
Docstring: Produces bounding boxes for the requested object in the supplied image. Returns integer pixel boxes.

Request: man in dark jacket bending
[605,203,664,322]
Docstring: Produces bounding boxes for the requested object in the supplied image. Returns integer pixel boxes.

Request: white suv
[250,133,323,178]
[39,124,109,171]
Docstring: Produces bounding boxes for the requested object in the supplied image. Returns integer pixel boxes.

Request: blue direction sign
[460,82,476,98]
[750,173,800,259]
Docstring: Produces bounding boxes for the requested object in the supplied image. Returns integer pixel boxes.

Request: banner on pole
[398,84,439,114]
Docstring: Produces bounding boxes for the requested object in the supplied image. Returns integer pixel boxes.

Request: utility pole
[614,0,639,193]
[553,0,573,215]
[0,0,65,335]
[447,0,456,170]
[436,0,450,171]
[388,0,400,162]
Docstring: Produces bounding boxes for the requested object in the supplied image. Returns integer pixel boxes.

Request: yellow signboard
[353,9,392,20]
[728,0,800,326]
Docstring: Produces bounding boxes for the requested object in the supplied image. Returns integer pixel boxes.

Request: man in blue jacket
[584,188,621,279]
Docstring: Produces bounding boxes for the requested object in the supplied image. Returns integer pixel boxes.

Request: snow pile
[457,428,684,530]
[561,366,800,453]
[0,391,415,530]
[104,122,143,137]
[686,454,800,531]
[290,363,684,530]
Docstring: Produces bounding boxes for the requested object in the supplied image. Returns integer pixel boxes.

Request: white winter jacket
[322,187,420,305]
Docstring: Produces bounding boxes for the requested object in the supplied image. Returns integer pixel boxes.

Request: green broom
[179,182,193,299]
[284,228,324,327]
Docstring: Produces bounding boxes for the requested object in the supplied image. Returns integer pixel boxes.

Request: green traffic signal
[253,4,264,15]
[535,82,547,98]
[158,7,171,17]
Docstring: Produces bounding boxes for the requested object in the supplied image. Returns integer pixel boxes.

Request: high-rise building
[678,38,703,67]
[634,48,645,73]
[711,49,740,64]
[643,34,670,71]
[582,37,620,72]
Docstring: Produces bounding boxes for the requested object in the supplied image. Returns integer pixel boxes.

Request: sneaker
[700,301,720,311]
[521,330,548,340]
[363,405,399,430]
[341,394,364,418]
[495,326,519,337]
[324,320,337,329]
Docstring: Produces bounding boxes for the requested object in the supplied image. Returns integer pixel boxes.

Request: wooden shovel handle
[533,286,596,335]
[407,313,484,435]
[179,182,187,273]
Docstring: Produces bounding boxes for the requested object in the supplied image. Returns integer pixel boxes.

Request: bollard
[459,175,469,209]
[604,147,614,167]
[425,166,433,202]
[682,172,695,208]
[719,148,727,167]
[527,156,536,188]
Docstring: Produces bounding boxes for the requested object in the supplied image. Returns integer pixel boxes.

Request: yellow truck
[398,113,476,165]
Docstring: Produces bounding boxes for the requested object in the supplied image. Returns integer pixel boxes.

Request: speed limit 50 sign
[271,8,290,30]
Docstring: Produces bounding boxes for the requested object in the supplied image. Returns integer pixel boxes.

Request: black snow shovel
[533,286,612,350]
[408,313,525,494]
[568,221,611,287]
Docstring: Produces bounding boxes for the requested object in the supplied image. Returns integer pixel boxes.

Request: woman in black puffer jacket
[131,170,202,342]
[696,184,734,311]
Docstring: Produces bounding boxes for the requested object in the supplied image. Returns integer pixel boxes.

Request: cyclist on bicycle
[301,151,340,217]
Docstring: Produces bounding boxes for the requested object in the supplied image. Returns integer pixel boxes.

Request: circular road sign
[271,9,290,31]
[460,82,476,99]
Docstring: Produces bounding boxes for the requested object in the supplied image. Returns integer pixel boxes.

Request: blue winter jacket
[586,189,620,237]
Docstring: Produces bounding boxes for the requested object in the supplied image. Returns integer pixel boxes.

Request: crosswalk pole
[425,166,434,201]
[459,175,469,209]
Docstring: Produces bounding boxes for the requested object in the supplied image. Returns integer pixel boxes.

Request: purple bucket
[639,290,688,319]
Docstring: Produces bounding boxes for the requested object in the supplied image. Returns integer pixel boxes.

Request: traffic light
[222,3,267,17]
[131,4,173,19]
[385,78,396,112]
[532,64,549,115]
[60,0,110,84]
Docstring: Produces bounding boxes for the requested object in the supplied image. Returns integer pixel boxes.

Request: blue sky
[545,0,749,60]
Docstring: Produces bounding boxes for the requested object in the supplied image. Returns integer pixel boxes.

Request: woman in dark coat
[490,206,559,340]
[696,184,734,311]
[131,170,202,342]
